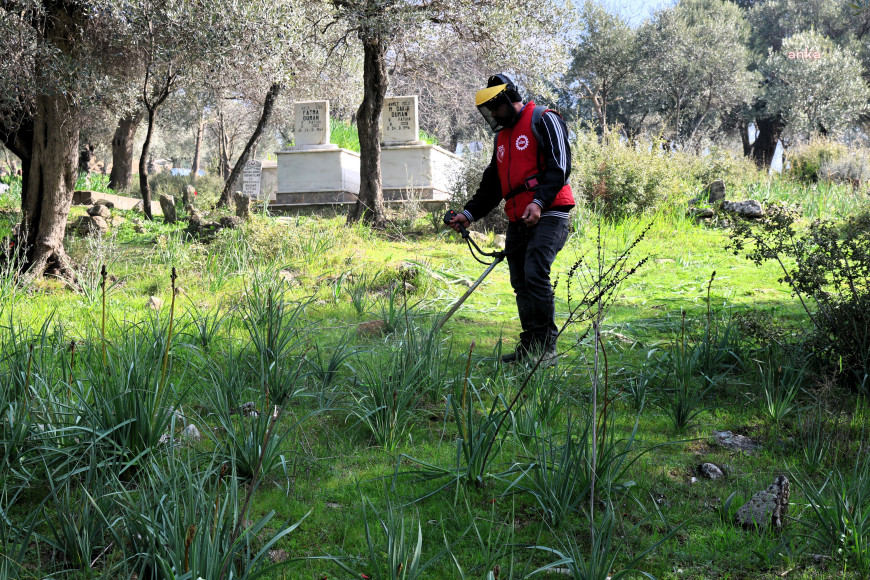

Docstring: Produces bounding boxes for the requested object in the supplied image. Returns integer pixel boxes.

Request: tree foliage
[760,30,870,139]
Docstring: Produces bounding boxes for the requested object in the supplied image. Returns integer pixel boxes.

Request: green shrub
[730,207,870,394]
[571,128,685,217]
[786,138,847,183]
[820,150,870,188]
[685,145,762,191]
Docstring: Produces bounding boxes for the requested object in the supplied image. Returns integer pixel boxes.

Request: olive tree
[760,30,870,140]
[325,0,568,228]
[634,0,756,148]
[565,0,637,135]
[0,1,121,278]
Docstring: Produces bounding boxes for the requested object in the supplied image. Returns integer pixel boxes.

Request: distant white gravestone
[294,101,331,147]
[382,96,421,144]
[242,159,263,198]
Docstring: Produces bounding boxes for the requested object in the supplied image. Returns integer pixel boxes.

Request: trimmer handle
[443,209,469,237]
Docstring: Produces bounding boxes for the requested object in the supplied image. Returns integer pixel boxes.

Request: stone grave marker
[242,159,263,199]
[294,101,330,147]
[382,96,420,144]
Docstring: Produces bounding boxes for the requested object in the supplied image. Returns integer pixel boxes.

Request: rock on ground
[148,296,164,310]
[159,194,177,224]
[699,463,725,480]
[723,200,764,218]
[181,424,201,442]
[87,204,111,218]
[712,430,759,453]
[358,320,388,337]
[72,215,108,237]
[735,475,790,529]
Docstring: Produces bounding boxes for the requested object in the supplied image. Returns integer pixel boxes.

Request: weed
[793,449,870,578]
[529,505,680,579]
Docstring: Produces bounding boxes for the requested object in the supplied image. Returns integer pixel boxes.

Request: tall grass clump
[793,449,870,578]
[786,138,848,183]
[530,506,679,579]
[323,492,445,579]
[121,451,308,579]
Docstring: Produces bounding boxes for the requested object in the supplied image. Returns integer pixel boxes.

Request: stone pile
[184,211,241,242]
[688,180,765,221]
[70,199,123,236]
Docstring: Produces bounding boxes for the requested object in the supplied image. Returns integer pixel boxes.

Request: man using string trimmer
[447,73,575,365]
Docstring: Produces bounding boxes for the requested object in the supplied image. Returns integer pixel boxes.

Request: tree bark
[218,110,231,182]
[190,109,204,181]
[218,82,281,207]
[138,107,157,221]
[20,94,79,280]
[347,34,388,228]
[108,110,142,191]
[749,114,785,168]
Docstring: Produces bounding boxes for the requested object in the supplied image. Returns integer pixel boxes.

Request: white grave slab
[381,144,459,202]
[242,159,263,198]
[293,101,335,149]
[382,96,422,145]
[274,149,360,206]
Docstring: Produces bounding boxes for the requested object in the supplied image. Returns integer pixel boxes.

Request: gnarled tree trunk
[190,109,204,181]
[108,110,142,191]
[347,33,388,228]
[218,82,281,207]
[138,107,157,221]
[750,114,785,169]
[21,94,79,280]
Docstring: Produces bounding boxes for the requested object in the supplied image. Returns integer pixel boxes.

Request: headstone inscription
[382,96,420,144]
[242,159,263,199]
[294,101,330,147]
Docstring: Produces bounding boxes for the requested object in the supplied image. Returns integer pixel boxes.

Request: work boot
[524,345,559,368]
[500,344,530,364]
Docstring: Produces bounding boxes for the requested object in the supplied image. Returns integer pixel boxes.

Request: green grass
[0,185,868,579]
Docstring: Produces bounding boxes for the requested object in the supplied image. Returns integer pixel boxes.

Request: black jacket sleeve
[461,148,503,222]
[532,111,572,209]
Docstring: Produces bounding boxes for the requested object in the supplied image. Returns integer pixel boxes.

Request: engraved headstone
[382,96,420,144]
[294,101,330,147]
[242,159,263,199]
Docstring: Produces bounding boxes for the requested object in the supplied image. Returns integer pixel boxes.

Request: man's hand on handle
[448,212,470,234]
[521,203,541,226]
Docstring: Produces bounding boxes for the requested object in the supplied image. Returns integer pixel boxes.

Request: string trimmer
[433,210,506,333]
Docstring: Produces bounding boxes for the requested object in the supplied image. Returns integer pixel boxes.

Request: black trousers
[505,216,571,352]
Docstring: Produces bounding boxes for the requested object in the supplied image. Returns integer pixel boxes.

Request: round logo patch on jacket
[515,135,529,151]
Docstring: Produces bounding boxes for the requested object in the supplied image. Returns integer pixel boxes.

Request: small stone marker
[159,194,177,224]
[294,100,330,147]
[705,180,726,203]
[233,191,251,220]
[735,475,790,530]
[242,159,263,199]
[382,96,420,144]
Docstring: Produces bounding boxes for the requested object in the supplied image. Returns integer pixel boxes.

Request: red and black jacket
[463,101,575,223]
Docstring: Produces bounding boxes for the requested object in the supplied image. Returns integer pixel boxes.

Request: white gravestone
[294,101,332,148]
[382,96,421,145]
[380,94,458,202]
[242,159,263,199]
[275,99,358,206]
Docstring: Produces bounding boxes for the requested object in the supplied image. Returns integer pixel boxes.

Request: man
[448,73,574,364]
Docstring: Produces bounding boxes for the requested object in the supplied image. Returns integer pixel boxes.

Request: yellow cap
[475,84,507,107]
